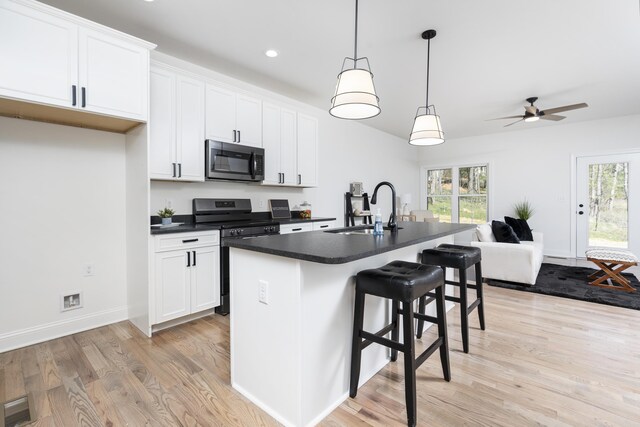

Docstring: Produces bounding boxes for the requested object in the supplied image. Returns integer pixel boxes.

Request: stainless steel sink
[324,225,403,235]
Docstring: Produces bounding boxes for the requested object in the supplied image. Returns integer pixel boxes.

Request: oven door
[206,140,264,182]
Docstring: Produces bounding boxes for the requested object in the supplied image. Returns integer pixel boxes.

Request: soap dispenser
[373,209,383,236]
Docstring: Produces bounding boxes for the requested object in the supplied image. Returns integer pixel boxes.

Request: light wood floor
[2,284,640,426]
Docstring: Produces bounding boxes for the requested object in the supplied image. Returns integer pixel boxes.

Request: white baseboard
[0,306,128,353]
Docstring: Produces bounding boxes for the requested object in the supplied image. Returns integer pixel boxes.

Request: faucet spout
[370,181,398,231]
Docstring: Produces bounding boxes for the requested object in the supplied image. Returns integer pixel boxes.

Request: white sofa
[470,229,544,285]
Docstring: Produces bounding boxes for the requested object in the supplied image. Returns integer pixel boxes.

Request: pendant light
[329,0,380,120]
[409,29,444,146]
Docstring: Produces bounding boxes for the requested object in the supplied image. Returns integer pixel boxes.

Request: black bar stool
[418,244,485,354]
[350,260,450,427]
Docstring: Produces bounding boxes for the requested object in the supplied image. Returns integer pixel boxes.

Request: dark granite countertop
[224,222,475,264]
[150,216,337,235]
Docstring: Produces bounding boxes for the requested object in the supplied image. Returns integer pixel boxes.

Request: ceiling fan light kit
[329,0,380,120]
[491,96,589,127]
[409,29,444,146]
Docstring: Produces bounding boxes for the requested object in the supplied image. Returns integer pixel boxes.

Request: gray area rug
[487,263,640,311]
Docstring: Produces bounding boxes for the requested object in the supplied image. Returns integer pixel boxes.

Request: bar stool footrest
[416,337,445,368]
[360,324,399,351]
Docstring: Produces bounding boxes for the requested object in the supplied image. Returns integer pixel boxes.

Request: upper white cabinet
[296,113,319,187]
[150,65,205,182]
[78,28,149,120]
[262,103,297,185]
[205,83,262,147]
[0,0,153,124]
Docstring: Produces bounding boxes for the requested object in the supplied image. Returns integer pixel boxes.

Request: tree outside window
[426,165,488,224]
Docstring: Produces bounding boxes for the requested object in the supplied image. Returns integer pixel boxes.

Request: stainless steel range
[193,198,280,315]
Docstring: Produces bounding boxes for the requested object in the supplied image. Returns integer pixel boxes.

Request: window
[424,164,488,224]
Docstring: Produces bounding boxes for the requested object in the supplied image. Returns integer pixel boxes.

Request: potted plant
[157,207,175,225]
[514,199,534,220]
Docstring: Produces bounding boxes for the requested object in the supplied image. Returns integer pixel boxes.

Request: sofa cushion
[504,216,533,241]
[476,223,496,242]
[492,220,520,244]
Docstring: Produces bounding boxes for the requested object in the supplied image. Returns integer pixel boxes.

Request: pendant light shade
[409,29,444,146]
[329,0,380,120]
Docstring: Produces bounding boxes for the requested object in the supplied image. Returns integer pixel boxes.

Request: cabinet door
[78,27,149,121]
[176,75,205,181]
[280,108,298,185]
[155,251,190,324]
[262,103,282,185]
[0,1,78,108]
[205,84,236,143]
[149,67,176,180]
[297,113,318,187]
[236,94,262,147]
[190,246,220,313]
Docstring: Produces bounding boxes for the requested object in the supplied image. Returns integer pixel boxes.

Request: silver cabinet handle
[172,163,177,177]
[81,87,86,108]
[72,85,77,106]
[298,174,301,185]
[238,130,241,143]
[292,228,302,232]
[178,163,182,178]
[233,130,237,142]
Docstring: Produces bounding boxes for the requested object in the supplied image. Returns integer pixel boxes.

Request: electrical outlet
[258,280,269,304]
[61,292,83,312]
[83,263,95,276]
[259,199,265,209]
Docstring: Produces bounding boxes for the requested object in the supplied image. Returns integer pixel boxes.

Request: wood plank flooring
[2,284,640,426]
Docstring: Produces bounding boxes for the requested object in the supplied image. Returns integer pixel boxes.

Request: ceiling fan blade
[487,115,524,121]
[504,119,524,127]
[524,105,537,114]
[540,103,588,115]
[539,114,566,121]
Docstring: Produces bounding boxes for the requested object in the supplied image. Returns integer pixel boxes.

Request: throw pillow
[491,220,520,244]
[476,223,496,242]
[504,216,533,241]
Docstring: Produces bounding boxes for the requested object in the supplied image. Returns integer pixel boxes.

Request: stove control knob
[230,230,236,236]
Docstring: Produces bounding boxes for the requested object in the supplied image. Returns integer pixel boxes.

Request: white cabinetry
[153,231,220,325]
[312,221,336,231]
[150,65,205,181]
[262,103,297,185]
[297,113,319,187]
[205,83,262,147]
[279,223,314,235]
[0,0,152,122]
[262,104,318,187]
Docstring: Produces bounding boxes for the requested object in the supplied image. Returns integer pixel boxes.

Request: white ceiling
[41,0,640,140]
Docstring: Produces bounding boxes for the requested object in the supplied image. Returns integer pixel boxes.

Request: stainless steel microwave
[205,140,265,182]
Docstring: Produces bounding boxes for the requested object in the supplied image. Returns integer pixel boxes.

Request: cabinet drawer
[312,221,336,231]
[279,223,314,234]
[155,231,219,252]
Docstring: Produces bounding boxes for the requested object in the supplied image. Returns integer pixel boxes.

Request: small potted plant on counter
[157,207,175,225]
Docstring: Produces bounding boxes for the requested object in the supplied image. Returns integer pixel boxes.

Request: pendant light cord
[353,0,359,68]
[425,37,431,108]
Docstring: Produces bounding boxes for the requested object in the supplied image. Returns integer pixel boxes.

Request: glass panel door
[576,153,639,257]
[427,168,452,222]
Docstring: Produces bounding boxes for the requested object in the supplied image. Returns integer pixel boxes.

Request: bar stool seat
[420,244,485,354]
[350,260,450,427]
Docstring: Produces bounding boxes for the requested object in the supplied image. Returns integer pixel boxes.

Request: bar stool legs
[402,301,417,426]
[349,291,366,398]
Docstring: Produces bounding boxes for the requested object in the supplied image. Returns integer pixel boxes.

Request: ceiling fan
[490,97,589,127]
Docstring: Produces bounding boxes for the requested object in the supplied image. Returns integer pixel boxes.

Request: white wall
[150,52,420,225]
[419,114,640,257]
[0,117,128,351]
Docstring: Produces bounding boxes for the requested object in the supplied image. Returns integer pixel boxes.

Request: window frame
[420,162,492,223]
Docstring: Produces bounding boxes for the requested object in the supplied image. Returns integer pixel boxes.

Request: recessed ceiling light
[144,0,154,2]
[265,50,279,58]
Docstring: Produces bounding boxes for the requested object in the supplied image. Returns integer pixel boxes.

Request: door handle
[237,130,241,143]
[298,174,301,185]
[578,211,584,215]
[279,173,283,184]
[72,85,77,106]
[249,152,256,180]
[172,163,177,177]
[579,203,584,208]
[187,251,191,267]
[192,250,196,266]
[178,163,182,178]
[233,130,237,142]
[81,87,86,108]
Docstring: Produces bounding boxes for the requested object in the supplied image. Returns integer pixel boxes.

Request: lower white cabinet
[153,231,220,324]
[279,223,314,235]
[312,221,336,231]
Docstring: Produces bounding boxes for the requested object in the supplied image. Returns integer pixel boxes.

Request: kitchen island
[226,222,475,427]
